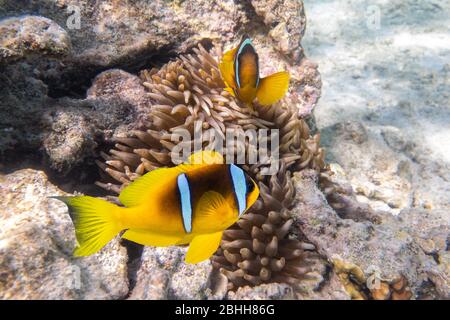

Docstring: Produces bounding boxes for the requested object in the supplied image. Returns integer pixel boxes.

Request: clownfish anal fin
[185,231,223,264]
[122,229,183,247]
[256,71,290,106]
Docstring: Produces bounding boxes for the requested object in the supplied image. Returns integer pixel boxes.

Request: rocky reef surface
[0,169,129,299]
[0,0,448,299]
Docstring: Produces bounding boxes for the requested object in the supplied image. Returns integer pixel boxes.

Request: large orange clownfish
[219,35,290,106]
[52,151,259,264]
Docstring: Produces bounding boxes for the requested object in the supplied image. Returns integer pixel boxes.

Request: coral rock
[291,169,450,300]
[41,69,148,174]
[0,169,129,299]
[250,0,306,60]
[0,15,71,64]
[127,246,218,300]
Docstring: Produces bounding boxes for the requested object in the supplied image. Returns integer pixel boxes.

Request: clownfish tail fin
[51,196,123,256]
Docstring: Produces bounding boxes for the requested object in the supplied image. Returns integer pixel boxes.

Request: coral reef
[250,0,306,60]
[2,0,447,301]
[227,282,295,300]
[320,120,450,215]
[42,69,150,174]
[0,1,319,115]
[0,63,145,176]
[0,0,327,299]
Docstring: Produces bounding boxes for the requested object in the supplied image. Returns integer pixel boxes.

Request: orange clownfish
[219,35,290,106]
[52,151,259,264]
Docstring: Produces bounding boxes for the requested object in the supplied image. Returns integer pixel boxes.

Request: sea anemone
[95,44,326,290]
[213,162,321,290]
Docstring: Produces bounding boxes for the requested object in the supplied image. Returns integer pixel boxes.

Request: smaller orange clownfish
[219,35,290,106]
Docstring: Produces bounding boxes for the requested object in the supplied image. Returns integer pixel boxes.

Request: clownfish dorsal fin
[175,150,225,173]
[119,151,224,207]
[185,231,224,264]
[219,47,237,89]
[119,167,180,207]
[222,46,238,61]
[186,150,224,165]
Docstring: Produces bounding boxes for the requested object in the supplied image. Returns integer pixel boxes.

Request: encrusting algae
[94,42,327,290]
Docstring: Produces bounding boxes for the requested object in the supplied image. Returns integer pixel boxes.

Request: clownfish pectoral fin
[219,47,237,89]
[186,150,224,165]
[122,229,184,247]
[256,71,290,106]
[185,231,223,264]
[191,191,234,235]
[195,191,230,225]
[119,167,180,207]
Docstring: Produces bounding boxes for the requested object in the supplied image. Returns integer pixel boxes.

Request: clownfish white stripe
[229,164,247,216]
[177,173,192,233]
